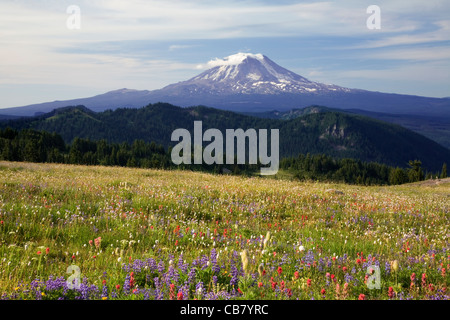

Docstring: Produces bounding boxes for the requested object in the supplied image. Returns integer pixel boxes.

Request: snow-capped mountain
[160,52,351,95]
[0,52,449,117]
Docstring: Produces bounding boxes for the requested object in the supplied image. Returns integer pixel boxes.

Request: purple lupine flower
[146,258,157,272]
[281,253,290,266]
[196,281,204,298]
[210,249,220,274]
[78,281,90,300]
[303,250,315,265]
[178,253,184,269]
[200,255,209,270]
[101,285,108,299]
[123,274,131,295]
[192,257,200,268]
[173,268,180,284]
[157,260,165,274]
[178,254,189,275]
[187,267,196,285]
[179,284,189,300]
[153,277,163,300]
[204,292,217,300]
[230,262,239,287]
[384,261,391,275]
[165,265,175,287]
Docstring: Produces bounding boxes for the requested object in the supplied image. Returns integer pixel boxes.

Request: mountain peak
[164,52,348,95]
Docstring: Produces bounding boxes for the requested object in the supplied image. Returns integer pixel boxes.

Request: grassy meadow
[0,161,448,300]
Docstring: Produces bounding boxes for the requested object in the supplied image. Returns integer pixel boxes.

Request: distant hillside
[1,103,449,171]
[243,106,450,150]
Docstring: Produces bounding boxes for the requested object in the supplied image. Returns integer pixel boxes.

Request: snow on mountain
[160,53,351,95]
[1,52,449,117]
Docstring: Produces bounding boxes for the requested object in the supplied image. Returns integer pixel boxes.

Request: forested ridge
[0,127,447,185]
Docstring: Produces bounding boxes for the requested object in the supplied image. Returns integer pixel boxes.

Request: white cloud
[205,53,264,68]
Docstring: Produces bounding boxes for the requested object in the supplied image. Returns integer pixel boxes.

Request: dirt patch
[412,177,450,187]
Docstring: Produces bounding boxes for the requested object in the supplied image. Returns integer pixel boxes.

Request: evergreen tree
[441,163,448,178]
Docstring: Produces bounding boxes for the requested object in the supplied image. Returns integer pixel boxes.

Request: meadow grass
[0,161,448,300]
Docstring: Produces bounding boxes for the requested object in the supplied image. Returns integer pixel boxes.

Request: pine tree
[441,163,447,179]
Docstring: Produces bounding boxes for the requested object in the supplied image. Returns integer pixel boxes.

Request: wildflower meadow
[0,161,448,301]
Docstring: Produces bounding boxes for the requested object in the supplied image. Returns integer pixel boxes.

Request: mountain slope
[1,103,449,171]
[243,106,450,149]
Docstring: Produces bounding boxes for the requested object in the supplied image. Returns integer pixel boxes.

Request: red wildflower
[321,289,326,295]
[294,271,299,279]
[277,266,283,275]
[116,284,120,290]
[307,279,312,287]
[92,237,101,250]
[169,283,176,300]
[37,251,41,255]
[280,280,285,290]
[358,294,366,300]
[271,281,277,290]
[130,272,135,287]
[177,292,183,300]
[442,268,446,277]
[410,273,416,282]
[356,258,361,265]
[342,266,348,272]
[422,273,427,287]
[388,287,394,299]
[238,288,243,294]
[102,280,107,285]
[258,282,263,288]
[45,247,50,255]
[287,288,292,297]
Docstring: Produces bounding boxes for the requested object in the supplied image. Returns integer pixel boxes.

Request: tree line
[280,154,447,185]
[0,128,447,185]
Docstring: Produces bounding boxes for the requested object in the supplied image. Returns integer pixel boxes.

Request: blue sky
[0,0,449,108]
